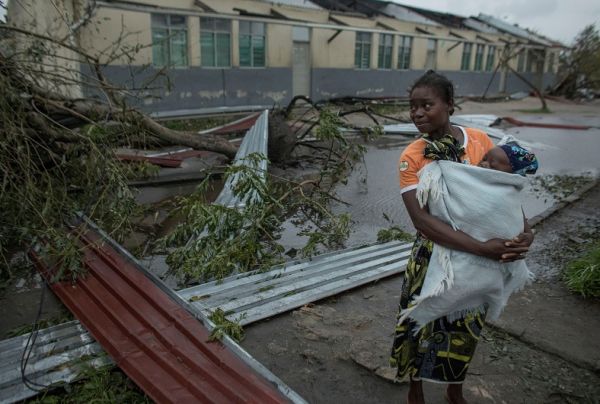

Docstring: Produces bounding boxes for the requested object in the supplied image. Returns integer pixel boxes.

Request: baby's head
[479,143,538,175]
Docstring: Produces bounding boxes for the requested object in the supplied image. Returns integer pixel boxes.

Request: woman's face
[409,85,452,135]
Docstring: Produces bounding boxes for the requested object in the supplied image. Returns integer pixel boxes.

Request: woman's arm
[402,190,530,261]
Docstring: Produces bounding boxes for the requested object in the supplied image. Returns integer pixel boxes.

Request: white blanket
[400,160,533,331]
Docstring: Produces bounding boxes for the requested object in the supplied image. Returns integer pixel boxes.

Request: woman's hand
[507,231,534,248]
[478,238,530,262]
[498,230,534,262]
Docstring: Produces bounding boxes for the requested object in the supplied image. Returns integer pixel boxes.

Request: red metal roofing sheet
[116,154,183,168]
[31,224,291,404]
[501,117,591,130]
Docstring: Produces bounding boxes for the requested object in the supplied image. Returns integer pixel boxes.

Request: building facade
[7,0,564,114]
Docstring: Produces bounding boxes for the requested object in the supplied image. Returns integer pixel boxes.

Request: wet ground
[1,97,599,403]
[240,97,600,403]
[242,173,600,404]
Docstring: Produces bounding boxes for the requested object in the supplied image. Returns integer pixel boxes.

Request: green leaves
[564,242,600,298]
[160,109,366,285]
[208,308,245,343]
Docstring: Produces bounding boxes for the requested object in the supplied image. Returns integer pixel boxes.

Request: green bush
[564,243,600,298]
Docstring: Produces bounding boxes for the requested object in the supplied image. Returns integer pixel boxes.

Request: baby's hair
[410,70,455,115]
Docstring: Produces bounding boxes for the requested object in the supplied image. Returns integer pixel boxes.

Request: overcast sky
[391,0,600,45]
[1,1,598,45]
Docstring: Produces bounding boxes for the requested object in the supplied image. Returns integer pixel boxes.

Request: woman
[390,71,534,404]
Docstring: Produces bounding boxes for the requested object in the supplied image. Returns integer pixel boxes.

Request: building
[6,0,565,114]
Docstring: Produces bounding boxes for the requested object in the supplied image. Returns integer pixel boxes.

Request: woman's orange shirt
[398,127,494,194]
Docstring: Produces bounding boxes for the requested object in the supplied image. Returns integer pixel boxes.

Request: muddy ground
[242,183,600,404]
[238,97,600,404]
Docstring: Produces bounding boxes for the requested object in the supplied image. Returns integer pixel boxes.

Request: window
[474,44,485,71]
[517,50,525,72]
[526,50,534,72]
[378,34,393,69]
[354,32,371,69]
[152,14,188,67]
[397,35,412,69]
[200,17,231,67]
[239,21,265,67]
[485,45,496,71]
[460,43,472,71]
[425,39,437,69]
[547,52,555,73]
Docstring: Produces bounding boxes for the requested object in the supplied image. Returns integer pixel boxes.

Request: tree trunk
[68,101,238,159]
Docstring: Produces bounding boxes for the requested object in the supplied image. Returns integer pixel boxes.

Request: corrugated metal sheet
[450,115,508,140]
[179,240,412,325]
[213,109,269,209]
[1,239,411,402]
[463,18,501,35]
[381,3,441,26]
[0,321,111,404]
[383,123,420,135]
[198,112,261,135]
[262,0,322,10]
[27,216,301,404]
[476,14,553,46]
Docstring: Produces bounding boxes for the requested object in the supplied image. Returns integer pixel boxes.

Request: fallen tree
[0,20,379,284]
[0,22,239,280]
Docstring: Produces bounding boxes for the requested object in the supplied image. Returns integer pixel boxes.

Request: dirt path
[241,184,600,404]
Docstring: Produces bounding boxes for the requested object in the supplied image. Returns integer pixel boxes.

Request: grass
[29,365,150,403]
[564,242,600,298]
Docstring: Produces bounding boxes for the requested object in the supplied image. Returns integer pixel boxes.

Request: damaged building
[6,0,564,114]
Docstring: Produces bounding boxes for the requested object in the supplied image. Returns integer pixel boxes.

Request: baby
[479,143,539,175]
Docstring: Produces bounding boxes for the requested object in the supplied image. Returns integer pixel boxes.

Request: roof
[379,3,441,26]
[474,13,554,46]
[397,4,470,30]
[260,0,322,10]
[30,216,302,404]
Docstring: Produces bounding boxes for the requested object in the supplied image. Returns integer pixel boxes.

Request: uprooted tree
[0,13,378,284]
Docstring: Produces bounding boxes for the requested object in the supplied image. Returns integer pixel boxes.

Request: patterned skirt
[390,233,486,383]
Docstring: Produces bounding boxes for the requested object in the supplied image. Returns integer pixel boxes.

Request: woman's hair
[410,70,455,115]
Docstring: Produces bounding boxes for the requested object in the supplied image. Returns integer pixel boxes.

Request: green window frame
[526,50,534,72]
[474,44,485,71]
[354,32,371,69]
[485,45,496,71]
[517,50,525,72]
[547,52,555,73]
[397,35,412,69]
[200,17,231,67]
[461,43,472,71]
[425,39,437,69]
[239,21,266,67]
[151,14,188,67]
[378,34,393,69]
